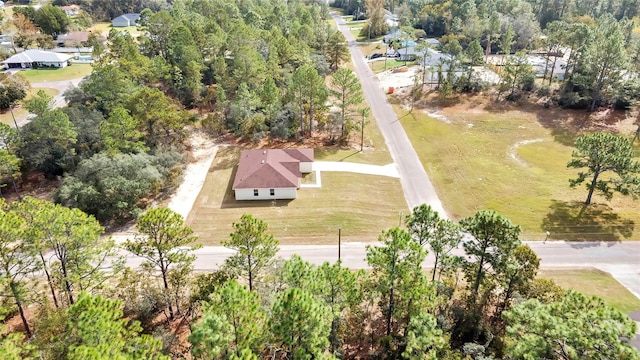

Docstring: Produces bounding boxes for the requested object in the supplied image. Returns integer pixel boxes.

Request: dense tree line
[71,0,355,144]
[2,0,360,222]
[334,0,640,109]
[52,0,170,21]
[0,86,183,222]
[1,202,637,359]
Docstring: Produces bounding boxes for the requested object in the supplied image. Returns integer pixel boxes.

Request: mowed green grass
[187,146,407,245]
[358,43,416,73]
[89,22,142,37]
[371,59,409,73]
[539,268,640,313]
[399,102,640,241]
[20,64,93,83]
[0,88,59,126]
[314,113,393,165]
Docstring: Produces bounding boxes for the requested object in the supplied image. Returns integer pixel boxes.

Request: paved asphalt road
[14,77,85,127]
[332,13,447,217]
[329,14,639,301]
[117,241,640,299]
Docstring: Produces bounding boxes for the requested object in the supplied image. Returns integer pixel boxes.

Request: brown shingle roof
[282,148,314,162]
[57,31,90,43]
[232,149,313,190]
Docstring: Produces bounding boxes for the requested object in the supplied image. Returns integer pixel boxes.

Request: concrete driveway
[301,161,400,188]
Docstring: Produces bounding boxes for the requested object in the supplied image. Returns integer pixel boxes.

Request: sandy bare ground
[166,132,218,220]
[109,131,218,243]
[375,66,419,90]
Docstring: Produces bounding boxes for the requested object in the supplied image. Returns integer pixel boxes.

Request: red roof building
[233,149,314,200]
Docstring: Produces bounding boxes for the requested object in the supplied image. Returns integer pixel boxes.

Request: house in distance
[111,13,140,27]
[232,149,314,200]
[2,50,73,69]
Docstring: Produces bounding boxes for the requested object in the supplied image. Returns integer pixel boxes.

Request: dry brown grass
[0,88,59,126]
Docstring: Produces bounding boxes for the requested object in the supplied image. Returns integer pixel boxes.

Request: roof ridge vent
[261,160,264,164]
[263,150,267,154]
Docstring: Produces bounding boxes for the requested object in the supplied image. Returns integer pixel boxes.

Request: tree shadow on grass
[541,200,635,242]
[209,146,240,172]
[534,106,632,147]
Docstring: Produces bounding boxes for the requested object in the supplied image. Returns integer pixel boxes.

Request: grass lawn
[314,111,394,165]
[345,18,382,42]
[187,146,407,245]
[357,43,412,74]
[89,22,142,37]
[329,7,345,16]
[539,268,640,313]
[20,64,93,83]
[359,42,386,57]
[347,20,364,39]
[0,88,59,126]
[398,98,640,241]
[371,59,410,73]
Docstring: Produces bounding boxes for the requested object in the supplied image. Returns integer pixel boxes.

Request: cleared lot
[187,146,407,245]
[397,97,640,241]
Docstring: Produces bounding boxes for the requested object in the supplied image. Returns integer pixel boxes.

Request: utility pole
[384,43,388,71]
[360,109,365,151]
[9,104,19,132]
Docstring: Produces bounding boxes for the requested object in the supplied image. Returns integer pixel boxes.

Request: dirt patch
[509,139,544,167]
[399,91,639,136]
[376,66,419,90]
[422,109,451,124]
[1,172,59,203]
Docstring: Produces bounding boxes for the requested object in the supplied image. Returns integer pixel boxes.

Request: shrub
[55,152,181,222]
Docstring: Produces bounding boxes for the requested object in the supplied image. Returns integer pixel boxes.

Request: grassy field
[370,59,410,73]
[20,64,93,83]
[187,146,407,245]
[89,22,142,37]
[314,112,393,166]
[539,268,640,313]
[358,43,415,73]
[359,42,385,56]
[347,19,365,39]
[0,88,59,126]
[398,98,640,241]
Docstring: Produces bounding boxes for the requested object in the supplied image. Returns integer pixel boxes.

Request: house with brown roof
[232,149,314,200]
[56,31,90,47]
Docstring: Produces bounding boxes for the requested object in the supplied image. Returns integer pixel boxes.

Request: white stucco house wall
[232,149,314,201]
[2,50,73,69]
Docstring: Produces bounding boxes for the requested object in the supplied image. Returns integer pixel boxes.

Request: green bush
[55,152,181,222]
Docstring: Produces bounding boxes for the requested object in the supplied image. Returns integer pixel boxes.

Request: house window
[253,189,259,196]
[270,189,275,196]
